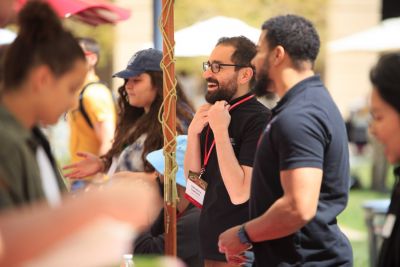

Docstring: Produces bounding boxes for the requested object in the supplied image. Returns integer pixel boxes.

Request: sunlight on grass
[339,189,389,267]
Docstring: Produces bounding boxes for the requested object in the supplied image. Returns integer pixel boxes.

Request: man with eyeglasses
[184,36,270,267]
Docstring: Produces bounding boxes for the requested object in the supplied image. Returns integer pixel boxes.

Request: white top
[116,134,147,172]
[36,146,61,207]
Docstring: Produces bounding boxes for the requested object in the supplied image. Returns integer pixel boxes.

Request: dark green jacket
[0,105,66,210]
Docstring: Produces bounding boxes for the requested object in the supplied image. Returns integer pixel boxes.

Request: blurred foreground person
[369,53,400,267]
[0,1,86,209]
[0,175,159,267]
[0,3,163,267]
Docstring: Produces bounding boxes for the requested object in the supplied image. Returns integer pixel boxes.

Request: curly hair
[102,71,194,172]
[262,14,320,69]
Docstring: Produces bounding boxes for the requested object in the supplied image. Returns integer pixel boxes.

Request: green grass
[350,240,369,267]
[112,256,180,267]
[339,190,389,231]
[339,189,389,267]
[338,189,390,267]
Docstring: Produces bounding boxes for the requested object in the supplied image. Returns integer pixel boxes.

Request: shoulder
[273,110,317,139]
[0,130,33,189]
[233,99,270,122]
[82,83,116,110]
[243,97,270,113]
[0,128,27,157]
[83,82,113,98]
[271,108,331,153]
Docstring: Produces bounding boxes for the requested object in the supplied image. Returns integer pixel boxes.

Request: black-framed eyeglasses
[202,61,249,74]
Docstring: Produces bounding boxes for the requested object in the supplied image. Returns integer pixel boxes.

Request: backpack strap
[78,82,105,129]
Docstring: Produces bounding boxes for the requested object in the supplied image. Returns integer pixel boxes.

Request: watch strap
[237,224,253,246]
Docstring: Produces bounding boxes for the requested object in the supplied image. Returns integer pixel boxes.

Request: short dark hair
[216,36,257,85]
[370,53,400,114]
[262,14,320,69]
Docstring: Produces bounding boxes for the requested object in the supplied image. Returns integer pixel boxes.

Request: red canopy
[16,0,131,26]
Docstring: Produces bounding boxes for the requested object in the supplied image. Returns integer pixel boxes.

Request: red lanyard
[201,94,255,174]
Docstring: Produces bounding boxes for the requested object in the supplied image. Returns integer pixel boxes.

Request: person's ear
[31,65,53,94]
[86,53,98,67]
[238,67,254,85]
[272,45,285,66]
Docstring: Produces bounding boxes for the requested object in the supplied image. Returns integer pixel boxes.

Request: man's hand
[188,104,211,136]
[218,225,251,264]
[208,100,231,134]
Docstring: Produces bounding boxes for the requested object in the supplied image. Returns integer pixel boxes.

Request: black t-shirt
[199,93,270,261]
[250,76,353,266]
[378,166,400,267]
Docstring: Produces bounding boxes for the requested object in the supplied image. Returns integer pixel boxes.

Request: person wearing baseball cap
[63,49,194,185]
[112,48,162,79]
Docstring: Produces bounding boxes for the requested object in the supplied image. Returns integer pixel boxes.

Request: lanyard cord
[202,94,255,169]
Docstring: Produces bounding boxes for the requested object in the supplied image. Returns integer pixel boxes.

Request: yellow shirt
[68,76,116,163]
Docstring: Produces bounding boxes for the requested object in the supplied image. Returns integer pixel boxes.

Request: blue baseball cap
[112,48,162,79]
[146,135,187,187]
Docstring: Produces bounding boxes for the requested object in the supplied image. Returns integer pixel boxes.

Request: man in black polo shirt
[184,36,270,266]
[219,15,353,266]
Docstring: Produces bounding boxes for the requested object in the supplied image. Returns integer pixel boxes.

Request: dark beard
[252,59,275,99]
[252,74,270,97]
[205,78,237,104]
[252,76,275,100]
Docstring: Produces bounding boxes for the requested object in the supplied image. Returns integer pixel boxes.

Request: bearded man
[184,36,270,267]
[219,15,353,267]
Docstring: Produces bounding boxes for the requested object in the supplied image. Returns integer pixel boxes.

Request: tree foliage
[175,0,327,31]
[174,0,328,74]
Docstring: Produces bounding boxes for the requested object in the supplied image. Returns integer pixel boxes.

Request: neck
[232,84,250,100]
[1,90,36,129]
[275,68,314,98]
[86,69,97,81]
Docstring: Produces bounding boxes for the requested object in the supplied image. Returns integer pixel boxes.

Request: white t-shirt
[36,146,61,207]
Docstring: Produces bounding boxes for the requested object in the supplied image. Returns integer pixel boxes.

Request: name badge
[381,213,396,238]
[185,170,208,209]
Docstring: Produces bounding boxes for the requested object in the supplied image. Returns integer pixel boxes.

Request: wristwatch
[237,224,253,247]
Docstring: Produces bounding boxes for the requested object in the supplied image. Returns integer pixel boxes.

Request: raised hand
[208,100,231,134]
[63,152,104,179]
[188,103,211,136]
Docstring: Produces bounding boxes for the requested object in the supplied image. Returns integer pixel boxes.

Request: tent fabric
[174,16,261,57]
[16,0,131,26]
[328,17,400,53]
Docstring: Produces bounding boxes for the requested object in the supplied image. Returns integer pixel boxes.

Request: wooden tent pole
[160,0,177,257]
